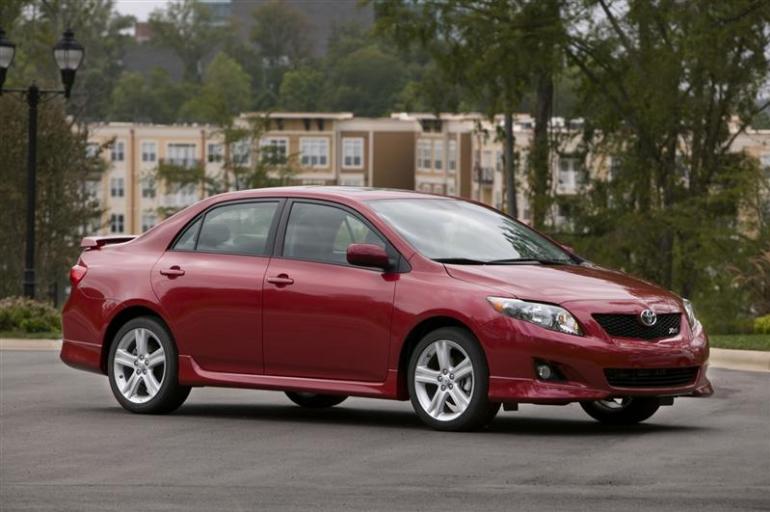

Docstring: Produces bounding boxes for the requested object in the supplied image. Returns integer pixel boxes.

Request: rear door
[151,199,282,374]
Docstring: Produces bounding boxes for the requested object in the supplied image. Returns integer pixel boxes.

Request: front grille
[593,313,681,340]
[604,367,699,388]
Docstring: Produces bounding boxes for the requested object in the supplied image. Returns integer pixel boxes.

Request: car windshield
[367,198,573,264]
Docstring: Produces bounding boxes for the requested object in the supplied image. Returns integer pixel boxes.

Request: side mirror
[346,243,391,270]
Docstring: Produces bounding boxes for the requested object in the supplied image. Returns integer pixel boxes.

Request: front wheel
[408,327,500,431]
[580,397,661,425]
[285,392,347,408]
[108,316,190,414]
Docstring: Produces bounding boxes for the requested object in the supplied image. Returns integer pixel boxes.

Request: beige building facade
[87,115,770,236]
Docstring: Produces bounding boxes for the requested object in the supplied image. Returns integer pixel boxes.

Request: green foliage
[754,315,770,335]
[148,0,225,82]
[709,334,770,352]
[250,0,311,67]
[0,297,61,334]
[4,0,134,120]
[0,96,104,299]
[278,66,326,111]
[179,53,252,125]
[109,68,193,123]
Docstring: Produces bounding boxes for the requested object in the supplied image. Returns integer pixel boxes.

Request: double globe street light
[0,28,84,299]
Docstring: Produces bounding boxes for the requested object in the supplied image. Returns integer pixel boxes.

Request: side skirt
[177,355,402,399]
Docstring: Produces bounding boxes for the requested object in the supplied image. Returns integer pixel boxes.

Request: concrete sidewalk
[1,338,769,372]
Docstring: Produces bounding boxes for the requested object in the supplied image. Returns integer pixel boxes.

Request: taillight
[70,264,87,287]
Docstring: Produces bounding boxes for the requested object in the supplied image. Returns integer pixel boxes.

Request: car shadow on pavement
[144,403,711,436]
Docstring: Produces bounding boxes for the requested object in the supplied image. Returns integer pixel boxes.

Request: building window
[207,143,223,163]
[110,214,124,233]
[141,176,155,199]
[231,140,251,165]
[86,142,100,158]
[141,213,157,232]
[342,138,364,169]
[260,137,288,163]
[339,175,364,187]
[141,142,156,163]
[558,156,583,188]
[167,143,197,168]
[417,139,432,170]
[111,141,125,162]
[110,177,124,198]
[434,140,444,170]
[300,137,329,167]
[448,140,457,173]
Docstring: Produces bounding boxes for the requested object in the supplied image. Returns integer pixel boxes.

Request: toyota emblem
[640,309,657,327]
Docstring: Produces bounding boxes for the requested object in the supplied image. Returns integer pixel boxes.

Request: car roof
[208,186,452,203]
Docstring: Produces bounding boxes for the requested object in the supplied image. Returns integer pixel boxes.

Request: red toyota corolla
[61,187,712,431]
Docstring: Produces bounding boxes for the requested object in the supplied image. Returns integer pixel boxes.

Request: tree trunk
[530,71,554,229]
[504,111,517,217]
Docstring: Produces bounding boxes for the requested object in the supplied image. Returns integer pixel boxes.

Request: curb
[710,348,770,373]
[0,338,62,351]
[1,339,769,373]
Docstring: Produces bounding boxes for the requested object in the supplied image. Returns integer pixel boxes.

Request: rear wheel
[108,316,190,414]
[408,327,500,431]
[285,392,347,408]
[580,397,661,425]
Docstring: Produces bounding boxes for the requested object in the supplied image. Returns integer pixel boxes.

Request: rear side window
[173,217,201,251]
[172,201,278,256]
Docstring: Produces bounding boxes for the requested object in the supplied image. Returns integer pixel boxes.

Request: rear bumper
[60,339,104,375]
[480,316,713,403]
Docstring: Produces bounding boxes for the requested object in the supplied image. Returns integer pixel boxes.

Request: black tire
[580,397,661,425]
[408,327,500,432]
[285,392,348,408]
[107,316,191,414]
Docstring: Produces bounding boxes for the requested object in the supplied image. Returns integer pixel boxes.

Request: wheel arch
[101,304,174,374]
[396,315,486,399]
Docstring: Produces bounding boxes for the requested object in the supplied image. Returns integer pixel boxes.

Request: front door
[262,200,397,382]
[151,200,282,374]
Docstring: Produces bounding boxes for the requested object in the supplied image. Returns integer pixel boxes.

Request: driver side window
[283,202,384,265]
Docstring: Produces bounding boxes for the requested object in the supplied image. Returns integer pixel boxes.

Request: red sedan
[61,187,712,431]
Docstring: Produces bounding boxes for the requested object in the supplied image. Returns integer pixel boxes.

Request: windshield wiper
[433,257,489,265]
[485,258,571,265]
[434,257,572,265]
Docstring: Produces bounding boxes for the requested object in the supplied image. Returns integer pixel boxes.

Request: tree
[325,45,407,116]
[250,0,312,104]
[376,0,542,217]
[109,68,193,123]
[148,0,224,82]
[4,0,134,120]
[178,52,252,125]
[0,96,104,300]
[278,66,326,111]
[565,0,770,331]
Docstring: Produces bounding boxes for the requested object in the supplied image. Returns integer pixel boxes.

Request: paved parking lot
[1,350,769,511]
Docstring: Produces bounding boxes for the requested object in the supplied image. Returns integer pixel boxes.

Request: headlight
[683,298,699,329]
[487,297,582,336]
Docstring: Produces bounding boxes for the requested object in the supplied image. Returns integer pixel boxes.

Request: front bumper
[479,315,713,404]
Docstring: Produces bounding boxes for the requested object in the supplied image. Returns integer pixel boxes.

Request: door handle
[160,266,185,277]
[267,274,294,286]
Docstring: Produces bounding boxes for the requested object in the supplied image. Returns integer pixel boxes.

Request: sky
[114,0,171,21]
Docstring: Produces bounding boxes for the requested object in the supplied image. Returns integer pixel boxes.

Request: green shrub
[754,314,770,334]
[0,297,61,334]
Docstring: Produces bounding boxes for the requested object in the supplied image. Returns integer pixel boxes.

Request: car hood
[444,262,681,308]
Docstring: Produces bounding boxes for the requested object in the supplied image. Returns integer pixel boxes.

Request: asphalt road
[1,350,769,512]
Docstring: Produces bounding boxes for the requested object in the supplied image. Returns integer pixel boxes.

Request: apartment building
[86,115,770,236]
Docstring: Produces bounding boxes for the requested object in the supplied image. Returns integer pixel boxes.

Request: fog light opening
[534,360,564,381]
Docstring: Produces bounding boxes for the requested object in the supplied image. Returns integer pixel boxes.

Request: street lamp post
[0,28,84,299]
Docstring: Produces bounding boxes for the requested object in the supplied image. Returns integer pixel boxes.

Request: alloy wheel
[413,339,474,421]
[595,397,632,411]
[112,327,166,404]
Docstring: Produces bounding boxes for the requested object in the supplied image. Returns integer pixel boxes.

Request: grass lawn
[709,334,770,352]
[0,330,61,340]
